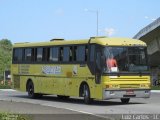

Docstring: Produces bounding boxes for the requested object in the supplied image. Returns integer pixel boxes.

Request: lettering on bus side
[42,66,62,75]
[18,65,30,74]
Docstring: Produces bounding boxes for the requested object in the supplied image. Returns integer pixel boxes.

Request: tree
[0,39,12,51]
[0,39,12,80]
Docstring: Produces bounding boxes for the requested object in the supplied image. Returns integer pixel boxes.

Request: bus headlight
[106,84,119,88]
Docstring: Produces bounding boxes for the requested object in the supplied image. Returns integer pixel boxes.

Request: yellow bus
[11,37,151,104]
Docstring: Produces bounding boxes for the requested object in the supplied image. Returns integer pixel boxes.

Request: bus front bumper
[103,89,151,100]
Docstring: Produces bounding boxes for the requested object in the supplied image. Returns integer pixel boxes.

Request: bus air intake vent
[90,36,107,39]
[50,38,64,41]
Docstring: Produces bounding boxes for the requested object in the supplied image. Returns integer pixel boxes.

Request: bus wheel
[83,84,92,104]
[121,98,130,104]
[27,81,36,98]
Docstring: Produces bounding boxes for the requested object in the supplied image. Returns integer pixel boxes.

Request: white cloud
[104,28,116,36]
[144,16,157,21]
[151,18,156,21]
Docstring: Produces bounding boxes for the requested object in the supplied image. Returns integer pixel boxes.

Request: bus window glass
[76,46,85,62]
[90,45,95,62]
[24,48,32,62]
[36,48,43,62]
[63,47,70,62]
[14,48,23,62]
[103,47,148,73]
[128,47,148,71]
[50,47,59,62]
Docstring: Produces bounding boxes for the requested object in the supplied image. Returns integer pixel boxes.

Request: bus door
[94,45,103,99]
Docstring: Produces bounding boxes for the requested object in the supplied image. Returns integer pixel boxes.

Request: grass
[0,85,11,89]
[151,86,160,90]
[0,113,32,120]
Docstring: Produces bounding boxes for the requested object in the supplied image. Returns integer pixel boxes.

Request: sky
[0,0,160,43]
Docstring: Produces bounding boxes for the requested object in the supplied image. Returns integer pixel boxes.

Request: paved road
[0,90,160,120]
[0,101,108,120]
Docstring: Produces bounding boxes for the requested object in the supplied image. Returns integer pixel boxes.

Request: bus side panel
[64,78,75,96]
[55,77,65,95]
[93,83,103,100]
[19,76,28,92]
[37,77,54,94]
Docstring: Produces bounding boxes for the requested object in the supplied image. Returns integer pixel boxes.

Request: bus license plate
[126,90,134,95]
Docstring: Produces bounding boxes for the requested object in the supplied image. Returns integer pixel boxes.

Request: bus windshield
[103,46,148,73]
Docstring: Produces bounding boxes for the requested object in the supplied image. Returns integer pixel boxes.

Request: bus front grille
[110,77,148,82]
[120,84,140,88]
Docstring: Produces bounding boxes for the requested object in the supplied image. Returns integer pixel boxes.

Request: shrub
[0,113,32,120]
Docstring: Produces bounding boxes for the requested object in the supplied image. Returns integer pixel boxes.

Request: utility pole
[85,9,99,36]
[4,70,5,85]
[96,10,99,36]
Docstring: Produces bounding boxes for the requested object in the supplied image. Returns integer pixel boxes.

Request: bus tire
[83,84,92,104]
[121,98,130,104]
[27,81,36,99]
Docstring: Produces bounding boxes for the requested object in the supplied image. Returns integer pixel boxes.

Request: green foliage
[151,86,160,90]
[0,39,12,51]
[0,39,12,80]
[0,84,11,89]
[0,113,32,120]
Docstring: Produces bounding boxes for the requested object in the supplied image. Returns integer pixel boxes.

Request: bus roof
[13,37,146,48]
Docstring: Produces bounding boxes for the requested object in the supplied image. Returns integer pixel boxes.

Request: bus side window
[13,48,23,63]
[49,47,59,62]
[36,48,43,62]
[63,47,70,62]
[90,45,95,62]
[87,45,95,75]
[24,48,33,62]
[76,46,85,62]
[85,46,88,61]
